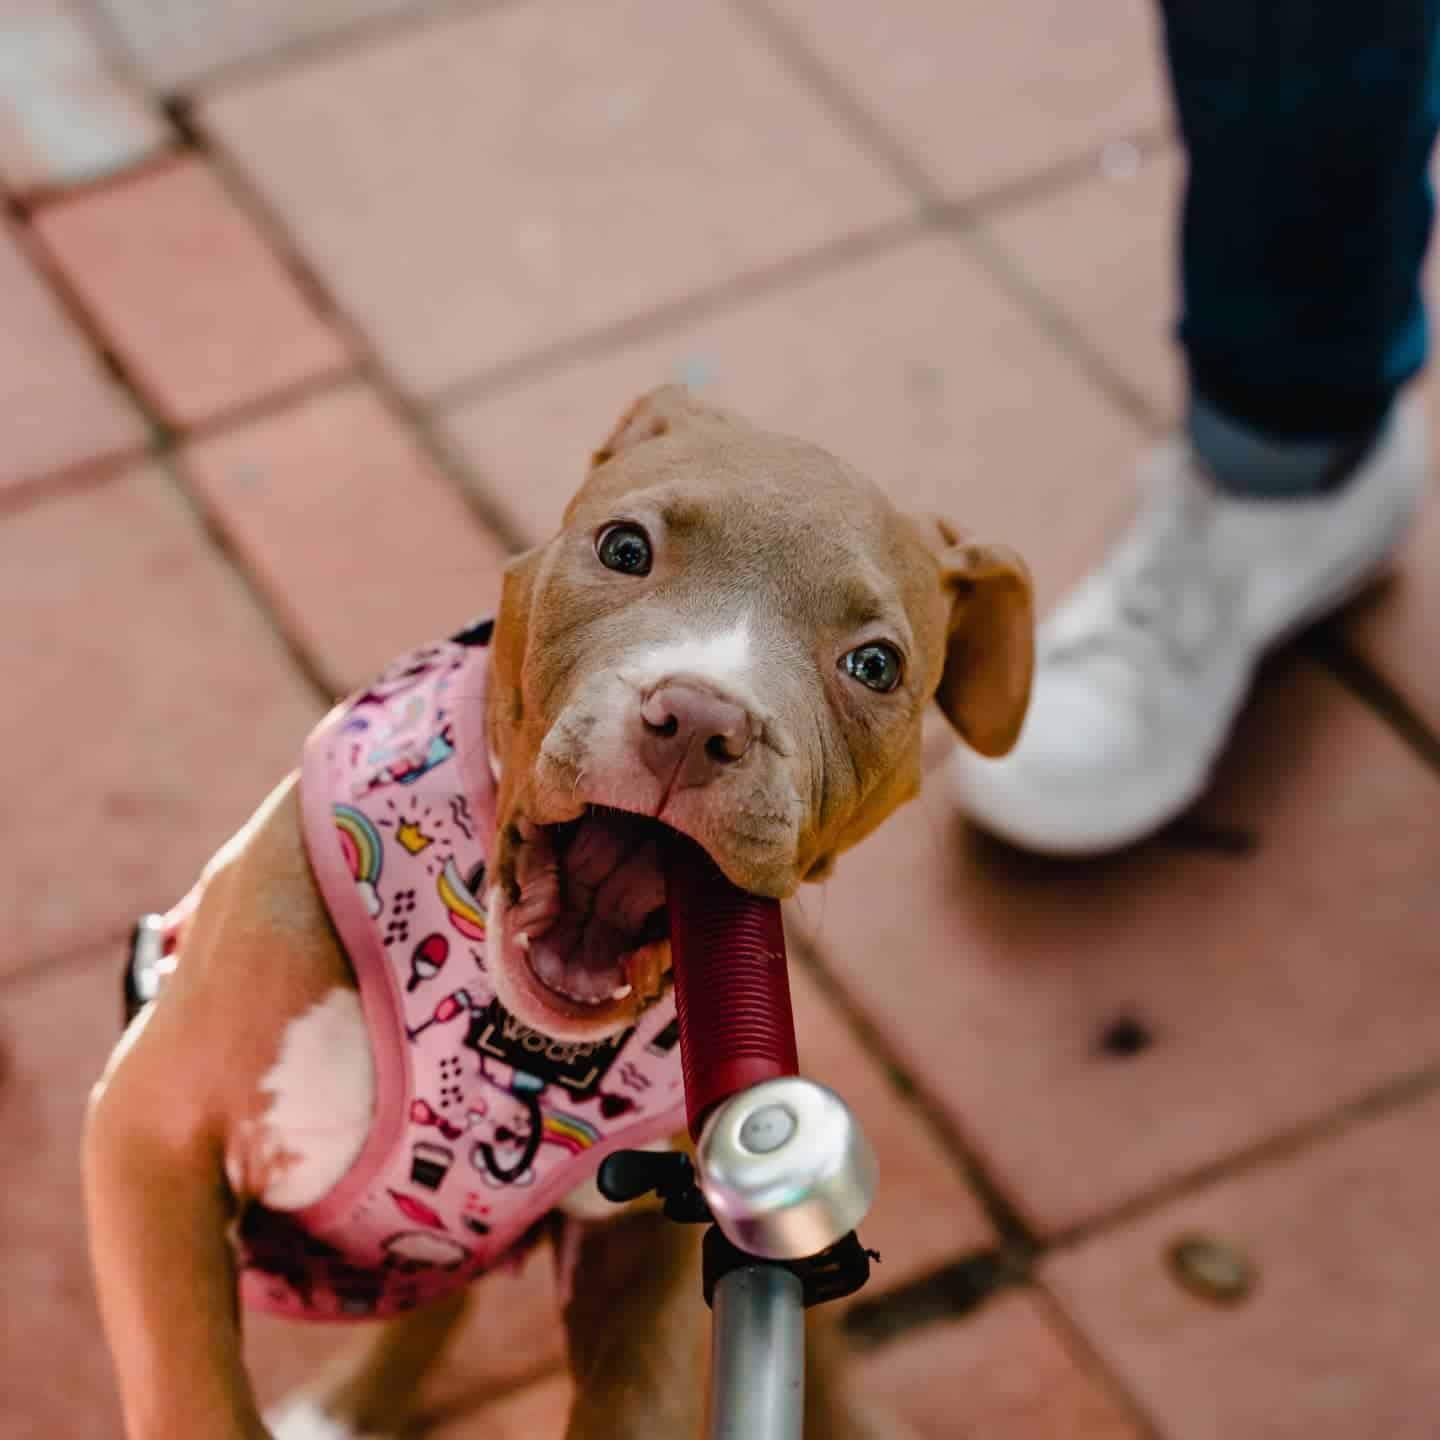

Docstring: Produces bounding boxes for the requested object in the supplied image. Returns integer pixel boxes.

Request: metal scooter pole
[708,1264,805,1440]
[662,838,877,1440]
[599,837,877,1440]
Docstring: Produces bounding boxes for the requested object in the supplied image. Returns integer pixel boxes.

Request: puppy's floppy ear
[927,517,1035,758]
[590,384,737,468]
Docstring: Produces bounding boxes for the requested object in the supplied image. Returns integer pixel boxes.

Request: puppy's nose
[638,683,754,788]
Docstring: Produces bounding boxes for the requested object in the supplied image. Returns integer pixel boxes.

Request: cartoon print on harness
[381,1231,470,1273]
[338,643,468,799]
[467,1061,544,1187]
[361,721,457,796]
[437,857,487,942]
[402,991,582,1190]
[334,803,384,919]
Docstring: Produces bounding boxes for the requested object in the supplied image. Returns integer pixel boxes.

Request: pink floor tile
[0,946,137,1438]
[1046,1085,1440,1440]
[33,157,352,428]
[182,382,509,693]
[440,231,1146,612]
[0,0,167,193]
[789,965,997,1289]
[856,1292,1140,1439]
[202,0,911,397]
[0,464,318,978]
[985,142,1183,422]
[789,655,1440,1236]
[0,217,144,492]
[766,0,1168,203]
[91,0,434,89]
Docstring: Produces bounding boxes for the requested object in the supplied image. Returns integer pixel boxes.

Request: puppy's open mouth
[499,806,675,1025]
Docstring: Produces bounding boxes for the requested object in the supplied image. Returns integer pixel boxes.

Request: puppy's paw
[265,1399,386,1440]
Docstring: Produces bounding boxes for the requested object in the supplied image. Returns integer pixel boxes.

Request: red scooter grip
[662,833,800,1140]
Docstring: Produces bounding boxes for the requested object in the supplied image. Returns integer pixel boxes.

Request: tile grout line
[426,212,929,416]
[941,206,1167,437]
[423,139,1182,423]
[1298,621,1440,776]
[0,922,132,998]
[823,990,1440,1353]
[727,0,946,207]
[730,0,1174,438]
[2,179,354,705]
[1031,1285,1169,1440]
[1,205,169,448]
[0,442,148,522]
[786,925,1042,1263]
[1047,1056,1440,1253]
[156,447,345,702]
[176,107,536,561]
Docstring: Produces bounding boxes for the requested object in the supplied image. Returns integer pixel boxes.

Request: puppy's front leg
[562,1211,708,1440]
[84,775,350,1440]
[84,1011,266,1440]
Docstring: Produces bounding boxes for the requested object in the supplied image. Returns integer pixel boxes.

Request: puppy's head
[484,386,1033,1039]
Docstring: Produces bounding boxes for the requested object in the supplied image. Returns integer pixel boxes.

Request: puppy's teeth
[611,983,633,1000]
[513,932,531,953]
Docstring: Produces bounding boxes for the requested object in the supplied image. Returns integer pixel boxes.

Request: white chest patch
[619,618,754,695]
[238,988,375,1211]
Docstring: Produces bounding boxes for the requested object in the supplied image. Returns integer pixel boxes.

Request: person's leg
[953,1,1438,855]
[1168,0,1440,496]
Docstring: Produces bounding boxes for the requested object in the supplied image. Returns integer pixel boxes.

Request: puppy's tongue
[513,810,666,1005]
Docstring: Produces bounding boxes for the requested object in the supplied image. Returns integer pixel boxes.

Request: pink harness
[229,624,685,1320]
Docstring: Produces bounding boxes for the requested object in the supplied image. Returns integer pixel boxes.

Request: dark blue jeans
[1159,1,1440,490]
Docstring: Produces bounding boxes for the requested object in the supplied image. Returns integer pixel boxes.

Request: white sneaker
[952,396,1429,855]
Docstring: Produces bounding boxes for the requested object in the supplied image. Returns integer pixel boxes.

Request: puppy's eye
[842,643,902,693]
[596,523,653,576]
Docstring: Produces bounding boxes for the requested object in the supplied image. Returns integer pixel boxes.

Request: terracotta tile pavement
[182,381,507,693]
[1045,1085,1440,1440]
[764,0,1169,203]
[856,1291,1142,1439]
[794,654,1440,1236]
[441,231,1146,612]
[0,214,145,493]
[0,463,318,978]
[0,0,167,193]
[0,948,127,1439]
[32,156,352,428]
[4,2,1440,1436]
[984,140,1183,423]
[790,964,997,1288]
[200,0,912,397]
